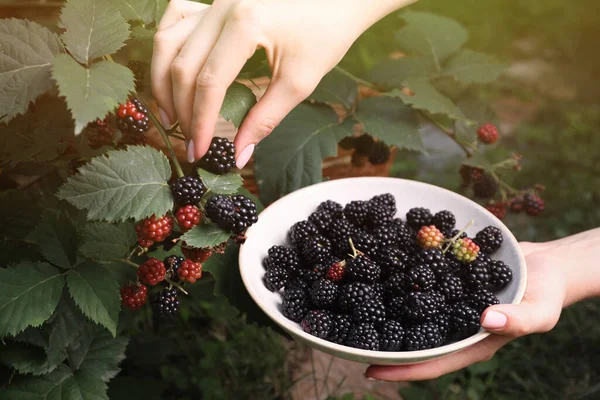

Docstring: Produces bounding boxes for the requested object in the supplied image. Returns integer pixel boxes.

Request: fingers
[158,0,208,30]
[481,298,562,337]
[365,335,511,381]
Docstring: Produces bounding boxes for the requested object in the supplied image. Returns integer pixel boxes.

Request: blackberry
[344,200,368,227]
[449,303,481,340]
[449,229,468,239]
[265,245,302,273]
[177,260,202,283]
[137,258,166,286]
[301,310,333,339]
[365,194,396,228]
[151,288,179,316]
[337,282,374,312]
[197,137,236,174]
[436,305,451,338]
[308,210,334,233]
[128,60,148,92]
[376,247,410,277]
[473,174,498,199]
[509,196,525,213]
[371,225,396,248]
[264,266,289,292]
[474,226,503,255]
[378,320,405,351]
[487,260,512,291]
[349,231,378,257]
[317,200,343,218]
[459,165,482,187]
[352,298,386,325]
[346,255,381,283]
[416,225,444,250]
[170,176,206,205]
[230,195,258,234]
[524,194,545,216]
[298,263,328,286]
[404,265,436,292]
[120,283,147,310]
[354,134,375,156]
[339,136,356,150]
[116,99,150,134]
[432,210,456,236]
[281,287,308,322]
[328,314,353,344]
[477,123,499,144]
[406,207,432,231]
[289,220,319,248]
[401,291,440,322]
[286,278,309,292]
[404,322,443,351]
[372,282,385,302]
[437,274,464,302]
[451,238,480,263]
[389,219,413,248]
[310,278,339,307]
[347,323,379,350]
[464,289,499,314]
[383,273,407,299]
[86,118,115,149]
[460,256,491,290]
[486,201,507,220]
[205,195,235,230]
[302,235,332,264]
[164,255,184,282]
[368,141,391,165]
[176,205,202,231]
[327,218,357,242]
[386,296,405,320]
[412,249,451,277]
[326,261,346,282]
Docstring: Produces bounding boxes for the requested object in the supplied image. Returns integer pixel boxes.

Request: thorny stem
[165,277,189,295]
[442,220,475,253]
[127,246,139,260]
[119,259,139,268]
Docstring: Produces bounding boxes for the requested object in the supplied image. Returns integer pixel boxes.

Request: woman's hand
[151,0,415,166]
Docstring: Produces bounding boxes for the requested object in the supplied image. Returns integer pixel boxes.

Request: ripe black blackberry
[230,195,258,234]
[437,274,464,302]
[487,260,512,291]
[473,174,498,199]
[346,255,381,283]
[449,229,468,239]
[302,235,332,264]
[116,99,150,134]
[378,320,405,351]
[298,263,329,286]
[317,200,344,218]
[436,305,451,338]
[205,195,235,230]
[289,220,319,248]
[308,210,334,233]
[197,137,236,174]
[376,247,410,277]
[372,282,385,302]
[464,288,499,314]
[383,273,407,299]
[371,225,396,249]
[310,278,339,307]
[337,282,374,312]
[368,141,391,165]
[264,266,289,292]
[388,219,414,249]
[264,245,302,273]
[164,255,184,282]
[301,310,333,339]
[354,134,375,156]
[460,256,491,290]
[286,278,309,292]
[474,226,503,255]
[328,314,353,344]
[128,60,148,92]
[524,194,545,216]
[449,303,481,340]
[348,231,378,257]
[401,291,441,322]
[344,200,369,227]
[151,288,179,316]
[412,249,451,277]
[170,176,206,205]
[432,210,456,236]
[404,322,443,351]
[406,207,432,231]
[281,287,308,322]
[352,298,386,325]
[328,219,357,256]
[347,323,379,350]
[404,265,436,292]
[365,194,396,228]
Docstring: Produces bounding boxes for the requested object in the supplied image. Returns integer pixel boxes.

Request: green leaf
[154,0,168,24]
[131,25,156,41]
[180,224,230,249]
[0,262,64,337]
[355,96,424,152]
[46,294,88,366]
[387,77,464,120]
[0,19,63,123]
[57,146,173,223]
[454,97,498,142]
[80,221,137,261]
[307,68,358,109]
[461,152,495,171]
[367,57,435,89]
[59,0,130,64]
[0,189,41,239]
[254,104,353,204]
[197,169,243,195]
[220,82,257,128]
[0,240,41,264]
[396,11,468,71]
[52,55,134,134]
[443,49,505,84]
[0,342,57,376]
[110,0,155,23]
[66,263,120,336]
[2,364,73,400]
[34,210,78,269]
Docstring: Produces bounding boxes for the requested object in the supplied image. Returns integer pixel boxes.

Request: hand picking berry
[197,137,236,174]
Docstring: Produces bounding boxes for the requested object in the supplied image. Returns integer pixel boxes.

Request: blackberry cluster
[205,194,258,235]
[171,176,206,206]
[197,137,236,174]
[116,99,150,135]
[263,194,512,352]
[341,134,393,166]
[151,288,180,316]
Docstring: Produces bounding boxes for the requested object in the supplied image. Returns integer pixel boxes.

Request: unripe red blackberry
[176,205,202,232]
[486,201,507,220]
[451,238,480,263]
[416,225,444,250]
[136,215,174,247]
[120,283,147,310]
[116,99,150,134]
[137,258,166,286]
[177,260,202,283]
[477,123,499,144]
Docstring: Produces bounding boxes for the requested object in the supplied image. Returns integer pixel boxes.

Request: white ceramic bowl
[239,177,527,365]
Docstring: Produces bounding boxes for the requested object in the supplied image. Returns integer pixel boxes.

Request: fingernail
[187,139,195,163]
[364,375,377,381]
[158,108,171,128]
[481,310,507,329]
[236,144,255,169]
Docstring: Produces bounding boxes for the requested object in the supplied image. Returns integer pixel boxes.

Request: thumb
[480,297,562,337]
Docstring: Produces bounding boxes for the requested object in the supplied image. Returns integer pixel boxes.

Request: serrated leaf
[0,190,41,239]
[461,152,495,171]
[2,364,73,400]
[0,263,64,337]
[110,0,155,23]
[455,97,499,142]
[220,82,257,128]
[0,241,41,264]
[180,224,230,249]
[396,11,468,71]
[0,19,63,123]
[66,263,120,336]
[131,25,156,41]
[59,0,130,64]
[80,221,137,260]
[57,146,173,222]
[46,294,88,366]
[154,0,168,24]
[443,49,505,84]
[0,342,58,376]
[197,169,243,195]
[307,68,358,109]
[254,104,353,204]
[34,210,78,269]
[367,57,435,89]
[355,97,424,152]
[387,77,464,120]
[53,55,134,134]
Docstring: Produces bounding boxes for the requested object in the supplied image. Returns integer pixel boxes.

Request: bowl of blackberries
[239,177,526,365]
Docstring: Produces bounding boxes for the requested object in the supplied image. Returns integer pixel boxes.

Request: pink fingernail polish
[187,139,195,163]
[236,144,255,169]
[158,108,171,128]
[365,376,377,381]
[481,310,507,329]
